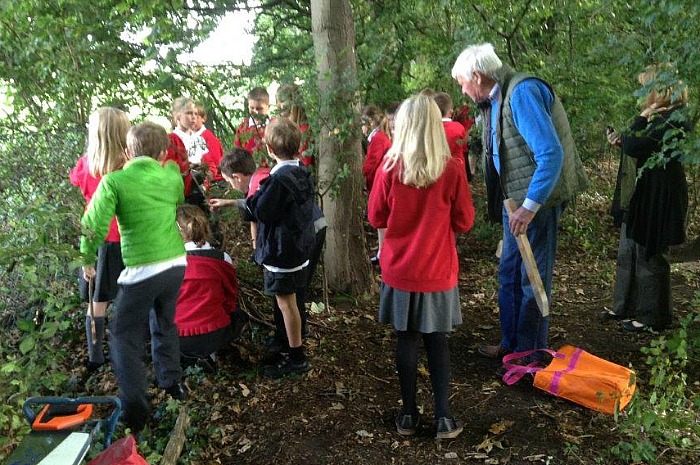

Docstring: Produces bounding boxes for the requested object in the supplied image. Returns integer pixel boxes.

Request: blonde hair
[638,65,689,109]
[194,101,207,118]
[177,204,210,246]
[383,94,450,188]
[276,83,306,125]
[171,97,195,128]
[86,107,130,177]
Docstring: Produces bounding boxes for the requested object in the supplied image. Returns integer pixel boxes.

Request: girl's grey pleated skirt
[379,283,462,333]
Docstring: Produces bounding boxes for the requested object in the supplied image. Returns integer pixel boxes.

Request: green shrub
[611,292,700,464]
[0,127,85,453]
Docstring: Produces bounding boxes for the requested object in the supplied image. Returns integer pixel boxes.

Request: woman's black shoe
[600,310,625,321]
[622,320,648,333]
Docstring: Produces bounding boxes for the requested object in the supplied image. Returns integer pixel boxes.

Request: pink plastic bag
[87,435,150,465]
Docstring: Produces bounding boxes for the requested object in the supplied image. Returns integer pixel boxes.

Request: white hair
[451,43,503,81]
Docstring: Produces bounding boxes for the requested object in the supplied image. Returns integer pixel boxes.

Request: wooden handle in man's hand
[504,198,550,317]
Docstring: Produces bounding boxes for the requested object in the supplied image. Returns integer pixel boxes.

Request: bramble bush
[0,127,85,455]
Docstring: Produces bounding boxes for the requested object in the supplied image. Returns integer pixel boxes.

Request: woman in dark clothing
[605,66,691,331]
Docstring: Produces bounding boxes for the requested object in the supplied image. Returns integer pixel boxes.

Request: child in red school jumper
[361,104,392,265]
[175,204,240,372]
[433,92,469,168]
[368,94,475,440]
[452,103,477,180]
[81,122,188,436]
[164,97,198,203]
[244,118,316,378]
[276,83,313,167]
[192,102,225,182]
[235,87,271,165]
[70,107,130,373]
[382,100,402,142]
[361,104,392,192]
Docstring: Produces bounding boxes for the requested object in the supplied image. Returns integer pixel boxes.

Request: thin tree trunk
[310,0,372,294]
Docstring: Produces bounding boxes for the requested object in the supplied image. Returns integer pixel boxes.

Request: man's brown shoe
[478,343,511,359]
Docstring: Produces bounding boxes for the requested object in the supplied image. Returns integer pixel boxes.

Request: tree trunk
[310,0,373,294]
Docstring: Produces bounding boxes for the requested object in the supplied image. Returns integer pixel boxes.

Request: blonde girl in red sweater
[70,107,130,372]
[368,94,475,439]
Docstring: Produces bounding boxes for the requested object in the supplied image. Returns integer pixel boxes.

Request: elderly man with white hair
[452,43,587,363]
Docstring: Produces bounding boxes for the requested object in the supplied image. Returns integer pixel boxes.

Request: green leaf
[1,362,19,373]
[19,336,35,355]
[17,319,34,332]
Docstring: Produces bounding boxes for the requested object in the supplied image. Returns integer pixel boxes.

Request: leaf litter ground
[74,160,700,464]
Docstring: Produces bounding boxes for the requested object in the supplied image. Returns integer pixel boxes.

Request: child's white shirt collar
[173,127,190,141]
[270,159,300,175]
[367,126,380,142]
[184,241,213,251]
[183,241,233,264]
[247,116,269,128]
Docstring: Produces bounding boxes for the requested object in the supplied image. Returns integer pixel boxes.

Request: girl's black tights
[395,331,451,419]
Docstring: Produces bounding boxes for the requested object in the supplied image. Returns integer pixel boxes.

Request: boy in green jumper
[81,121,188,435]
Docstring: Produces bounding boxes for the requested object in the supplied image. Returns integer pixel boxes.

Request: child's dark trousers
[109,266,185,432]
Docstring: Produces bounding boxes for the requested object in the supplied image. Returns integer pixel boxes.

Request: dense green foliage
[0,127,84,452]
[1,0,699,461]
[612,299,700,464]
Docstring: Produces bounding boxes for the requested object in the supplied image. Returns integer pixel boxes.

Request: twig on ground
[360,367,392,384]
[160,405,190,465]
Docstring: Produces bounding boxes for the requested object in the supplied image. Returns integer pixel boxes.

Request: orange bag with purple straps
[502,345,636,414]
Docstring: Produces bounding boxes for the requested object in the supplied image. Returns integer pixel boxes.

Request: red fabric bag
[502,345,637,414]
[87,435,150,465]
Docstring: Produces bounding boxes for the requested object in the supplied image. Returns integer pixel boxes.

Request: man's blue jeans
[498,204,562,353]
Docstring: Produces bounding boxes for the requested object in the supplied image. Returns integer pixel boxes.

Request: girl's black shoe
[435,417,463,439]
[395,412,421,436]
[164,382,189,400]
[263,355,311,379]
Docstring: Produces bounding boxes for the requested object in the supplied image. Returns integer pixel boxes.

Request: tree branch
[469,2,509,41]
[508,0,536,42]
